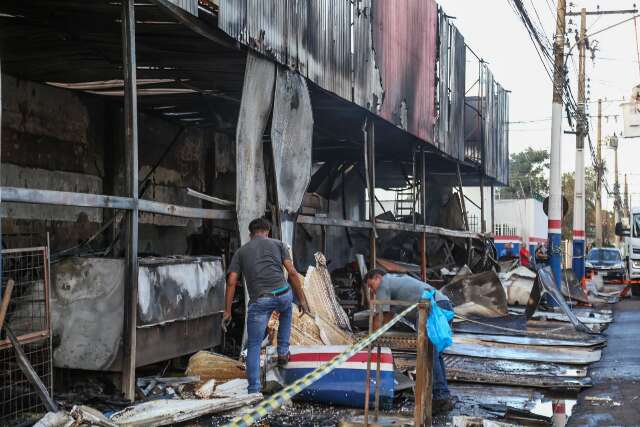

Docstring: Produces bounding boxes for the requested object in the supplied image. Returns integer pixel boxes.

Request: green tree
[562,168,615,245]
[498,148,549,200]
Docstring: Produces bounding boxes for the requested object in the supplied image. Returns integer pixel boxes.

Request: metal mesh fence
[0,247,52,426]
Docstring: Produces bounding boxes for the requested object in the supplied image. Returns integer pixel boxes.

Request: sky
[438,0,640,210]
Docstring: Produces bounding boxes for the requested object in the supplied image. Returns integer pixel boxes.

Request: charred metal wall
[219,0,438,143]
[436,13,466,161]
[463,64,510,185]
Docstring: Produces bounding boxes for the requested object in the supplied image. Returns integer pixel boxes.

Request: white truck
[616,208,640,296]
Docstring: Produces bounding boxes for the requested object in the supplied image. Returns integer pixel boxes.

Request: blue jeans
[246,289,293,393]
[415,300,452,401]
[433,300,452,400]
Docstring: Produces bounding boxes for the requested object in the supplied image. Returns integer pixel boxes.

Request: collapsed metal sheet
[137,256,225,326]
[444,355,588,378]
[271,67,313,247]
[441,271,508,318]
[455,333,606,348]
[236,51,275,245]
[527,267,592,334]
[236,51,276,348]
[444,355,591,390]
[445,336,601,365]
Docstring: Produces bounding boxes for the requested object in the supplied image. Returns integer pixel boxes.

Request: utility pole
[624,174,630,220]
[595,99,603,247]
[610,134,621,244]
[548,0,566,289]
[572,8,587,281]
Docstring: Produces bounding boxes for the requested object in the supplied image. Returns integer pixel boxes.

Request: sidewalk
[567,297,640,427]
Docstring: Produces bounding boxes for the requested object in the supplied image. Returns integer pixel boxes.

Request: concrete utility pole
[595,99,603,246]
[609,134,621,244]
[572,8,587,281]
[625,174,630,220]
[548,0,566,288]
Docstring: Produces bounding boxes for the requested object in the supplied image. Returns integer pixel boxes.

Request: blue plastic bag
[420,290,455,353]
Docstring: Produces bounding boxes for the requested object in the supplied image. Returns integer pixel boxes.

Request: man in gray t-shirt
[224,218,310,394]
[365,269,453,414]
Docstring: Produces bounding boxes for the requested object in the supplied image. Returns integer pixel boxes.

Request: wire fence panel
[0,247,52,426]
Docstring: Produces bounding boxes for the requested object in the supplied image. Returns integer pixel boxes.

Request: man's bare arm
[283,259,311,315]
[223,272,239,322]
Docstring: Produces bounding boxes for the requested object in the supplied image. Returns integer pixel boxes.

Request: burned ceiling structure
[0,0,511,407]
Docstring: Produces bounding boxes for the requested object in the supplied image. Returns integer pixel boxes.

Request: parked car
[585,247,626,282]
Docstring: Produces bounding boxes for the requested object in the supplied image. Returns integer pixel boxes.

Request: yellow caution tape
[224,303,419,427]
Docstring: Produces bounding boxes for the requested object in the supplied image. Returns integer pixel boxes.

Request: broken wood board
[271,67,313,247]
[377,258,422,274]
[454,333,606,348]
[185,351,246,384]
[269,304,354,347]
[442,271,508,318]
[303,253,352,331]
[445,337,601,364]
[109,395,261,426]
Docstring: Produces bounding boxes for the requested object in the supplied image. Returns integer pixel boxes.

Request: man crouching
[365,269,454,414]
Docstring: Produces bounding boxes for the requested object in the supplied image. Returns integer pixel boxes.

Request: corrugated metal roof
[219,0,352,101]
[218,0,508,182]
[168,0,198,16]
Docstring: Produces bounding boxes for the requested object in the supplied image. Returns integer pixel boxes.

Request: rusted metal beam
[0,187,234,220]
[296,215,486,240]
[121,0,139,401]
[364,118,377,269]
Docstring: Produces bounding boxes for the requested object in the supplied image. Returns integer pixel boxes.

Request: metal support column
[421,148,428,281]
[480,175,485,233]
[121,0,140,401]
[364,119,377,269]
[491,185,495,234]
[0,57,3,296]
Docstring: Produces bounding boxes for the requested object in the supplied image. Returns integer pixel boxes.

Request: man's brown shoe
[432,398,454,415]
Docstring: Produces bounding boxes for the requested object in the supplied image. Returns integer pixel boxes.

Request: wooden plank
[0,280,14,332]
[414,302,432,426]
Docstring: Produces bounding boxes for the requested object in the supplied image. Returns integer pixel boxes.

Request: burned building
[0,0,509,420]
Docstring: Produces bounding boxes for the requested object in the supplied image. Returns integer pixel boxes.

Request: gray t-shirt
[376,274,449,320]
[228,236,291,302]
